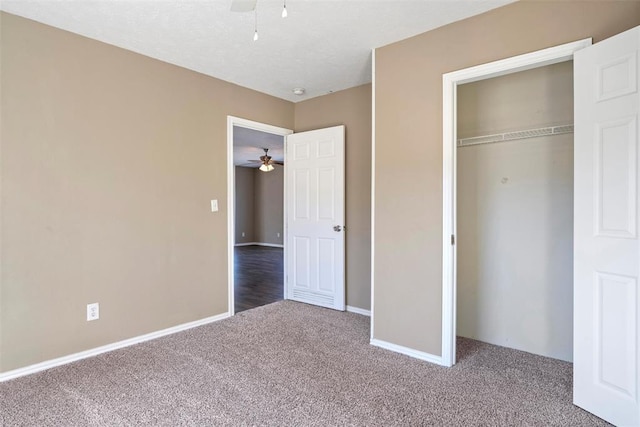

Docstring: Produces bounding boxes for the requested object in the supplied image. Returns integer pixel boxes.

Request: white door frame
[226,116,293,316]
[441,38,592,367]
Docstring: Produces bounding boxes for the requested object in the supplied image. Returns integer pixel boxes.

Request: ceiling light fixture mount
[292,87,306,96]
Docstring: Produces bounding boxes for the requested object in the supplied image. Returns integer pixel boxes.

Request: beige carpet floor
[1,300,609,426]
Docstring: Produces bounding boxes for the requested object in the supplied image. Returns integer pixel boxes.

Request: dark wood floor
[234,245,284,313]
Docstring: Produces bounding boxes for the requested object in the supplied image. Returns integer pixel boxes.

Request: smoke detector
[292,88,306,96]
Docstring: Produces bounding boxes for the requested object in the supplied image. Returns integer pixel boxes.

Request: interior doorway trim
[226,116,293,316]
[441,38,592,367]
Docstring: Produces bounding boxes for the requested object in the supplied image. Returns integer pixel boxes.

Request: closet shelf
[458,124,574,147]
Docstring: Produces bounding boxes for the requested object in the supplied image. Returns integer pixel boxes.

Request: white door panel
[286,126,345,310]
[595,117,637,238]
[574,25,640,426]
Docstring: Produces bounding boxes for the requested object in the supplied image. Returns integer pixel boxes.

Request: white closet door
[574,25,639,427]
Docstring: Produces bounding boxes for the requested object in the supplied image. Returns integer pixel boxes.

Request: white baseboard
[370,338,446,366]
[0,312,230,383]
[346,305,371,316]
[235,242,284,248]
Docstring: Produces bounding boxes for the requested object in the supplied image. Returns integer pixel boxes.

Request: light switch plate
[87,303,99,321]
[211,200,218,212]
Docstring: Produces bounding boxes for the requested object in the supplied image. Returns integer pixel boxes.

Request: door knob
[333,225,342,232]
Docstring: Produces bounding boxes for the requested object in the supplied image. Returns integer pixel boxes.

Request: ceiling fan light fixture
[259,163,274,172]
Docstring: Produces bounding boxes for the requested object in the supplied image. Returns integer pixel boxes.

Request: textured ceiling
[0,0,514,102]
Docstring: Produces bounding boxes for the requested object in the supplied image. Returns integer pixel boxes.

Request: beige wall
[254,165,284,245]
[234,166,255,244]
[294,84,372,310]
[373,1,640,355]
[457,63,574,362]
[0,12,294,372]
[234,165,283,245]
[457,62,574,139]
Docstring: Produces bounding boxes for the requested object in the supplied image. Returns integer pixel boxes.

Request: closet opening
[441,39,590,367]
[455,62,574,362]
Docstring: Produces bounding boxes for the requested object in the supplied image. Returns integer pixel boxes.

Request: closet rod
[458,124,573,147]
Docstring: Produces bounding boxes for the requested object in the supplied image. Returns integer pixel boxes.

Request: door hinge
[451,235,455,245]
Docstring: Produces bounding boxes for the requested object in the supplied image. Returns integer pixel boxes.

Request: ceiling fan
[248,148,284,172]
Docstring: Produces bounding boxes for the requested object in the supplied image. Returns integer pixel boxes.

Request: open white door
[285,125,345,311]
[574,25,640,426]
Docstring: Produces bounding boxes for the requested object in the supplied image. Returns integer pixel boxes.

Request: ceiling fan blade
[230,0,257,13]
[272,161,284,165]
